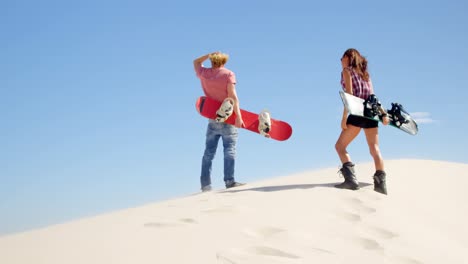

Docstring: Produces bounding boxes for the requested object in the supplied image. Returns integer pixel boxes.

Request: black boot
[335,162,360,190]
[373,170,387,195]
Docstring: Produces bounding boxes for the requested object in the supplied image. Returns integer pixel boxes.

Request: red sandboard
[195,96,292,141]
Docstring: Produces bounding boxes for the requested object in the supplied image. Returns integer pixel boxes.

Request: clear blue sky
[1,0,467,235]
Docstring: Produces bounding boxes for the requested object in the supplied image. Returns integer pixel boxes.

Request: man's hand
[193,52,216,70]
[235,116,245,128]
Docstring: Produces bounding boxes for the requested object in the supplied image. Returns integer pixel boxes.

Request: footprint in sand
[217,246,332,264]
[389,256,424,264]
[248,246,300,259]
[143,218,197,228]
[334,199,377,225]
[242,226,285,239]
[346,197,377,214]
[354,237,384,251]
[179,218,197,224]
[337,211,362,223]
[143,222,180,228]
[201,205,236,214]
[216,254,237,264]
[367,226,398,240]
[242,227,334,257]
[216,247,299,264]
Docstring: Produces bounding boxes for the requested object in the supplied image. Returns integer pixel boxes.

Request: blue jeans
[200,120,238,188]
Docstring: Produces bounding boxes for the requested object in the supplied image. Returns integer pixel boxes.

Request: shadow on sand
[222,181,372,193]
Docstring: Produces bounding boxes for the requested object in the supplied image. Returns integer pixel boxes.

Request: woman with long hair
[335,48,389,195]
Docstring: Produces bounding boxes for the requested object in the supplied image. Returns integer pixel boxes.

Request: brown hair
[209,52,229,68]
[342,48,370,81]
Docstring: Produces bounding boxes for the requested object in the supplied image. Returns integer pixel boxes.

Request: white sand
[0,159,467,264]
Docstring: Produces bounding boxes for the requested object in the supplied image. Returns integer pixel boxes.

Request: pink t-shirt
[195,66,236,102]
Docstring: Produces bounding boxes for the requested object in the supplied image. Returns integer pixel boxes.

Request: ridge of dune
[0,159,467,264]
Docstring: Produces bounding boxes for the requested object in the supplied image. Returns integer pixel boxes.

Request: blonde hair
[209,52,229,68]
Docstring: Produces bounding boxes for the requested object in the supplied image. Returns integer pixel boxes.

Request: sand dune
[0,159,467,264]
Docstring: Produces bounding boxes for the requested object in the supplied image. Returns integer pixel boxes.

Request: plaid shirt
[341,67,374,100]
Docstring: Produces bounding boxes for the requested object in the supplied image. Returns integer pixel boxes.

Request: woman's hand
[382,115,390,125]
[341,118,348,130]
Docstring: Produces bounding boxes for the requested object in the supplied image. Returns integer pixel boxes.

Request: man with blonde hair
[194,52,245,192]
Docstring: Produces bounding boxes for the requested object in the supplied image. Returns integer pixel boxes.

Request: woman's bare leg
[364,127,384,171]
[335,125,361,164]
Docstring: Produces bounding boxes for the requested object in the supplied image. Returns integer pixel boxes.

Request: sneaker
[201,185,212,192]
[225,181,246,189]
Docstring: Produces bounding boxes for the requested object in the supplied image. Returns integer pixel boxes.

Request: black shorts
[347,115,378,129]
